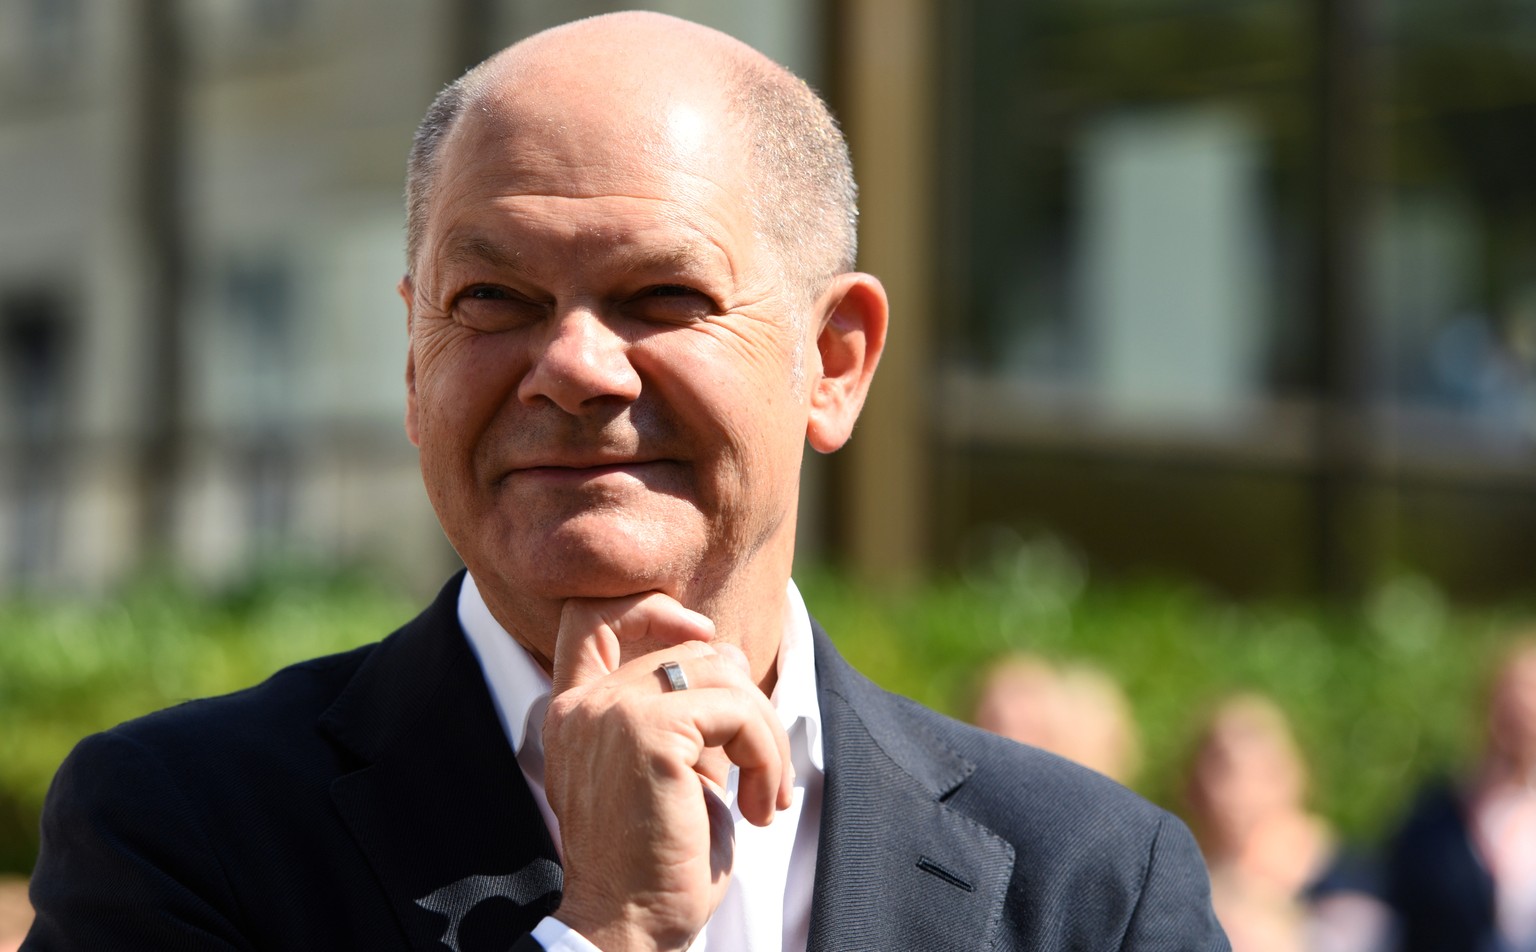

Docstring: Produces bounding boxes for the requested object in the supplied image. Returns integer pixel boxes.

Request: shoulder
[1385,779,1478,878]
[1393,780,1464,834]
[27,578,475,948]
[812,624,1170,847]
[921,702,1221,925]
[27,641,389,947]
[129,641,374,736]
[887,684,1177,860]
[811,625,1228,949]
[71,572,467,781]
[54,640,380,811]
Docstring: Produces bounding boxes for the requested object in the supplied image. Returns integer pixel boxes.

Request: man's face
[403,93,813,648]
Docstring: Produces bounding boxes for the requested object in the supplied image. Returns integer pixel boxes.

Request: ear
[806,272,888,453]
[399,275,421,447]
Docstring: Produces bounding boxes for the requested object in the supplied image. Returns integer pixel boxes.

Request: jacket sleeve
[23,730,253,952]
[1116,813,1231,952]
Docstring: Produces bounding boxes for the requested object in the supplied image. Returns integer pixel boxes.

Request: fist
[543,593,793,952]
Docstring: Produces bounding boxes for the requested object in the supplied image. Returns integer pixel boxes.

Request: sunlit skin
[397,13,887,949]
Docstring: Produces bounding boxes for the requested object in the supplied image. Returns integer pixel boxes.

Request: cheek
[666,378,807,518]
[690,310,801,382]
[415,332,524,459]
[648,337,801,458]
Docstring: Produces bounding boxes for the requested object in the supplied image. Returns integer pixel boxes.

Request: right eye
[453,285,541,330]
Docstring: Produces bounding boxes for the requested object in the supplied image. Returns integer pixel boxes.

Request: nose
[517,306,642,413]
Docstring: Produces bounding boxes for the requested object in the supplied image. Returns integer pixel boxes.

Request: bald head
[404,12,857,303]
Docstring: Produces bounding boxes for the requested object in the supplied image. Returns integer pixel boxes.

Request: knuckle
[544,694,577,723]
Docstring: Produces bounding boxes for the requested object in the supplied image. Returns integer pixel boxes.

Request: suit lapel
[807,625,1015,952]
[320,574,562,952]
[313,585,1014,950]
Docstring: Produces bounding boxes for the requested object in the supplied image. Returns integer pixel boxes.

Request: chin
[514,520,702,598]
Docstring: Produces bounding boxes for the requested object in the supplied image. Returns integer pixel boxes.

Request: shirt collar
[775,578,824,772]
[457,573,823,773]
[457,572,552,757]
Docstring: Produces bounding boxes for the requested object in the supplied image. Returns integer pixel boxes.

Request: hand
[543,593,794,952]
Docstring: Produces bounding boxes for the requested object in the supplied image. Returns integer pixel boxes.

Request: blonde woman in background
[973,654,1141,785]
[1184,694,1391,952]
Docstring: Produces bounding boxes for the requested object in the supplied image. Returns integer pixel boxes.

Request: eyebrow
[439,233,725,281]
[615,245,722,279]
[442,235,525,274]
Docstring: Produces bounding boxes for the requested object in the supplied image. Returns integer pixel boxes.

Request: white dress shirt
[457,573,825,952]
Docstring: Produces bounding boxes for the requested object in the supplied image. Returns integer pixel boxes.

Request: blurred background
[3,0,1536,947]
[4,0,1536,600]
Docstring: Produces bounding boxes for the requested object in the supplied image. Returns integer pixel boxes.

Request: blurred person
[1185,695,1390,952]
[21,12,1227,951]
[1387,637,1536,952]
[973,653,1141,784]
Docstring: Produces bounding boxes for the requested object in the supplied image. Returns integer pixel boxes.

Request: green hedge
[1,552,1529,875]
[804,559,1527,843]
[0,570,418,874]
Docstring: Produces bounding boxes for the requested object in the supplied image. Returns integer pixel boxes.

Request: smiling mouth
[510,459,675,483]
[524,461,645,475]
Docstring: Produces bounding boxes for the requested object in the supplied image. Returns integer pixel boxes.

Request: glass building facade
[924,0,1536,598]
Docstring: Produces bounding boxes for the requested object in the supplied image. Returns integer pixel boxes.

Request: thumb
[550,592,716,695]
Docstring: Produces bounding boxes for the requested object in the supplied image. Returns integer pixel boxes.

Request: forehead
[422,86,761,269]
[449,74,750,201]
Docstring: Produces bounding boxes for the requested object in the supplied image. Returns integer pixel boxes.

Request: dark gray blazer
[24,574,1228,951]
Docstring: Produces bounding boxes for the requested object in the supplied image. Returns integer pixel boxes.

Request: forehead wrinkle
[431,115,757,286]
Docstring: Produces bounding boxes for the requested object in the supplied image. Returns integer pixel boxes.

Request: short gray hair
[728,56,859,304]
[404,65,486,276]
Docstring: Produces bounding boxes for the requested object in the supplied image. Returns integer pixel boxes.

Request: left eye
[623,284,714,325]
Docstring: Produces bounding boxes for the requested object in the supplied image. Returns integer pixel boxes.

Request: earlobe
[806,273,889,454]
[399,275,421,447]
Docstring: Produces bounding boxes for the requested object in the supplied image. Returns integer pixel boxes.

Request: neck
[691,560,791,696]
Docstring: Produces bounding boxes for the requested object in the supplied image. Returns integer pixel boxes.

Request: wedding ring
[659,660,689,692]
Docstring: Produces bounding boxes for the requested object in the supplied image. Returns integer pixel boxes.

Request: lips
[512,451,666,471]
[505,457,678,487]
[521,461,650,476]
[516,453,655,469]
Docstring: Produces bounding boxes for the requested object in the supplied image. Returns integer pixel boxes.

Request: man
[1388,639,1536,952]
[25,12,1228,951]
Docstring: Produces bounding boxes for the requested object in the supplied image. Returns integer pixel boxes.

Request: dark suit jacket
[24,574,1228,951]
[1385,782,1498,952]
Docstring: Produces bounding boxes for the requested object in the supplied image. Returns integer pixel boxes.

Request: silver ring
[659,660,689,692]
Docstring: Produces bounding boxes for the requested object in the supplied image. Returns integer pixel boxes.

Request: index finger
[550,592,717,695]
